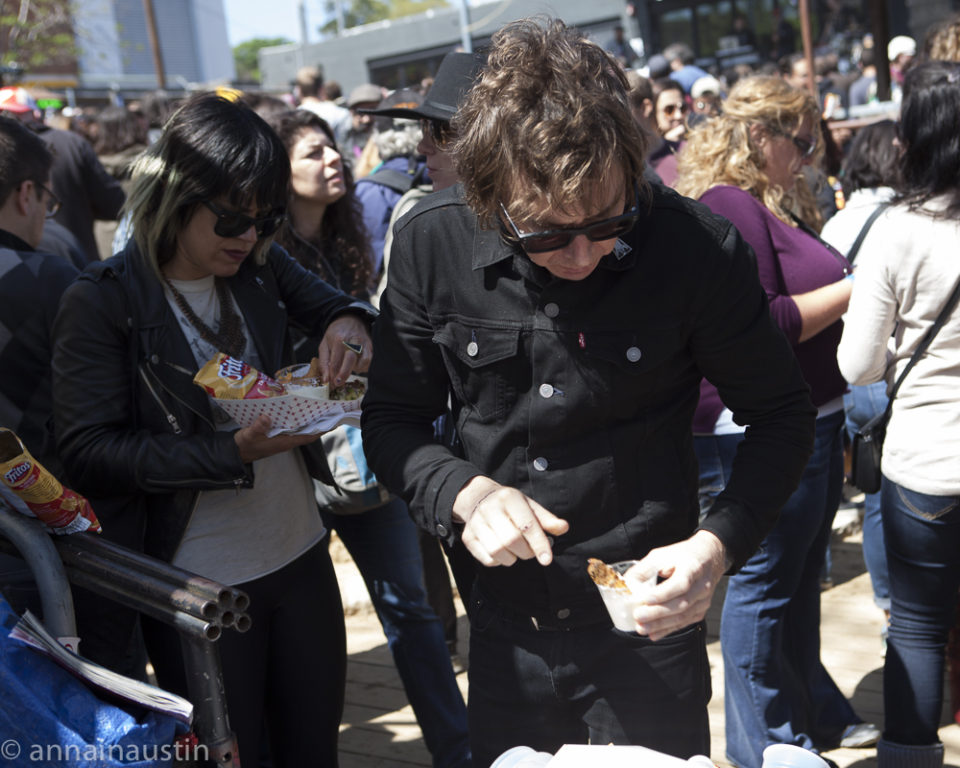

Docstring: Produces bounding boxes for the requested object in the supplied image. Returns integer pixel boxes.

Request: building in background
[259,0,955,97]
[9,0,233,102]
[258,0,640,94]
[74,0,234,94]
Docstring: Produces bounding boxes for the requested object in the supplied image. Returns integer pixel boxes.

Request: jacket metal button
[436,523,448,537]
[556,608,571,619]
[539,383,554,398]
[466,341,479,357]
[626,346,642,362]
[150,354,159,364]
[543,302,560,318]
[277,300,286,309]
[533,457,548,471]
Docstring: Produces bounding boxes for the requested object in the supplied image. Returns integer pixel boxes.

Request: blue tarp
[0,596,186,766]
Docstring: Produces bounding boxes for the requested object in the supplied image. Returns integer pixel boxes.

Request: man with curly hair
[362,17,816,765]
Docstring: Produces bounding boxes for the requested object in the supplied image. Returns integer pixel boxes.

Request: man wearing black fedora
[363,49,487,676]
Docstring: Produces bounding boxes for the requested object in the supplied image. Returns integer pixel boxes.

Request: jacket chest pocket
[579,325,685,400]
[433,322,523,422]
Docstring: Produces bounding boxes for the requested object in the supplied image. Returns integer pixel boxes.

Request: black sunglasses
[500,183,641,254]
[202,200,286,239]
[419,118,455,148]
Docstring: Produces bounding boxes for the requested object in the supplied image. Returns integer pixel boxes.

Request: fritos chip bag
[0,428,101,535]
[194,353,285,400]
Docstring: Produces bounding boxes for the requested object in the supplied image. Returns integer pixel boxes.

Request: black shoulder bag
[850,271,960,493]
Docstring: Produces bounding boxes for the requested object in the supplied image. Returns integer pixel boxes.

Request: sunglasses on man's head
[202,200,286,239]
[500,183,641,254]
[419,118,455,148]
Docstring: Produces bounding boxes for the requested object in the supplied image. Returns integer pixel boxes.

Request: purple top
[694,185,849,432]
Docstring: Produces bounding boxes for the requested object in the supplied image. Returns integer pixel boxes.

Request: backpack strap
[364,167,417,194]
[846,203,889,266]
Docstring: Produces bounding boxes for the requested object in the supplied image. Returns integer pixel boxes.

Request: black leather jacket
[52,241,374,562]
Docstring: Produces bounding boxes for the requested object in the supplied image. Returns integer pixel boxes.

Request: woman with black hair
[267,109,373,300]
[52,92,374,764]
[267,107,472,768]
[838,61,960,768]
[821,119,900,649]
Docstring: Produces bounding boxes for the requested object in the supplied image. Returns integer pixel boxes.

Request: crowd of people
[0,9,959,768]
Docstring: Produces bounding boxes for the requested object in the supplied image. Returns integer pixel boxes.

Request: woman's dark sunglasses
[500,183,641,254]
[203,200,286,239]
[419,118,455,148]
[769,126,817,158]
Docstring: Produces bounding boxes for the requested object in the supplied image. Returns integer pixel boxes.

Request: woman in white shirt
[837,60,960,768]
[821,119,899,645]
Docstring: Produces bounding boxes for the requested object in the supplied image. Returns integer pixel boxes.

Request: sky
[224,0,319,47]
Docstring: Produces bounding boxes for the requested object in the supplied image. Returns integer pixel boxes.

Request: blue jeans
[844,382,891,610]
[881,479,960,747]
[694,433,744,517]
[721,411,858,768]
[329,498,471,768]
[467,593,711,768]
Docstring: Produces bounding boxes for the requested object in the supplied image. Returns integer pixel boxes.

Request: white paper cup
[761,744,830,768]
[593,560,656,632]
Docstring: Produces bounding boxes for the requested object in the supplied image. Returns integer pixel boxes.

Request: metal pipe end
[230,591,250,613]
[205,623,222,642]
[219,610,235,628]
[233,613,252,633]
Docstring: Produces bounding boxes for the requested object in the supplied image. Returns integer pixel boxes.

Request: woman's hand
[316,315,373,385]
[664,124,687,142]
[234,415,322,463]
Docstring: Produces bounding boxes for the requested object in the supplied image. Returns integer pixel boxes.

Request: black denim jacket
[362,184,815,627]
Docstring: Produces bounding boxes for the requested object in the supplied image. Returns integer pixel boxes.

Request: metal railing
[0,502,247,767]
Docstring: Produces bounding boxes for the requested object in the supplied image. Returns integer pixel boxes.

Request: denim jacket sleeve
[687,214,817,569]
[361,218,480,543]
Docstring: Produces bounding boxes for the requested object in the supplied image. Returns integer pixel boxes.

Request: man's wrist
[452,475,499,523]
[692,529,732,575]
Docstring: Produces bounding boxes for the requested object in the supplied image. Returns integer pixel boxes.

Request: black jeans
[144,540,346,767]
[466,593,711,768]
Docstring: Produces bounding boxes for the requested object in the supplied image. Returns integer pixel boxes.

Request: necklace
[164,277,247,358]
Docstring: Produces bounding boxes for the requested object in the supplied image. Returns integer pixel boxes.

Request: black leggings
[144,541,346,766]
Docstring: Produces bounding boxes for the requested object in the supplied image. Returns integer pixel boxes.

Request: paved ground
[331,523,960,768]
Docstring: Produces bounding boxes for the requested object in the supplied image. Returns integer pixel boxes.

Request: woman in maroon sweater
[676,77,877,768]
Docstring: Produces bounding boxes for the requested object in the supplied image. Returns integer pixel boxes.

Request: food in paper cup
[193,354,364,434]
[587,558,657,632]
[0,428,101,535]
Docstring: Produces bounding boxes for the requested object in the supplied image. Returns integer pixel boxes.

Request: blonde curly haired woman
[676,76,879,768]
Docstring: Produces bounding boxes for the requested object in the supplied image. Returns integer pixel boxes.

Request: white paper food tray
[213,393,362,436]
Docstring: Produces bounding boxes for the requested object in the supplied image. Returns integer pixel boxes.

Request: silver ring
[342,340,364,356]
